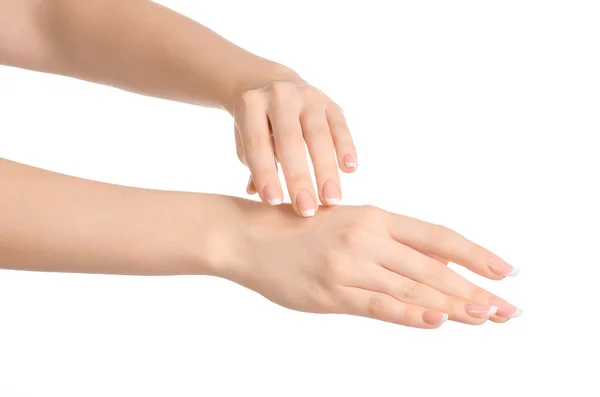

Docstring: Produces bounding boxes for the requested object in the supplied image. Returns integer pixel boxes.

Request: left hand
[233,79,357,218]
[218,199,522,327]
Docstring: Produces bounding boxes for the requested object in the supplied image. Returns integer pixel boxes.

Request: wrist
[183,194,252,278]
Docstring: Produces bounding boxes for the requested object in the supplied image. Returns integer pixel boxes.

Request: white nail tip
[440,313,449,323]
[510,308,523,318]
[300,209,315,217]
[345,161,357,169]
[325,197,340,205]
[506,268,520,277]
[486,306,499,317]
[267,198,282,206]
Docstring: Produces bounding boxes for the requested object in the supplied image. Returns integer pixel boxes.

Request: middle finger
[269,99,318,217]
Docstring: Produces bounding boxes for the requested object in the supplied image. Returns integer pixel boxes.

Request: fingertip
[295,188,317,218]
[341,154,357,173]
[262,182,283,206]
[422,310,448,328]
[322,179,341,206]
[487,256,520,278]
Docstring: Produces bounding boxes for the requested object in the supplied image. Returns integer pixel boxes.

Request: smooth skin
[0,1,522,327]
[0,0,356,217]
[0,160,521,328]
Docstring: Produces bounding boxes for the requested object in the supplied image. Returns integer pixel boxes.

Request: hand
[224,201,522,328]
[232,78,357,218]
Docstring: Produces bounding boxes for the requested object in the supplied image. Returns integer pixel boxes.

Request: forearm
[1,0,299,113]
[0,158,243,276]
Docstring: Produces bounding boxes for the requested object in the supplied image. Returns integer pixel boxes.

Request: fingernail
[488,257,520,277]
[343,154,357,169]
[296,189,316,217]
[465,304,498,318]
[323,180,340,205]
[511,308,523,318]
[263,183,282,206]
[490,298,523,318]
[422,311,448,325]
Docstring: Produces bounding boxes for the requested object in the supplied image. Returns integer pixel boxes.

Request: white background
[1,1,599,396]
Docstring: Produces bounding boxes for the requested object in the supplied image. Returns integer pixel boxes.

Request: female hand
[232,78,357,218]
[226,201,522,328]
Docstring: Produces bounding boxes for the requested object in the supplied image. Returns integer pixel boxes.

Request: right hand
[232,78,357,218]
[224,200,521,328]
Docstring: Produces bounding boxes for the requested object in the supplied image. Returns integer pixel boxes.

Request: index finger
[386,214,520,280]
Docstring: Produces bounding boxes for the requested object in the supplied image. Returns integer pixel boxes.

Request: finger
[490,315,511,323]
[300,108,341,206]
[237,96,283,206]
[378,239,523,319]
[269,95,317,217]
[386,214,520,280]
[234,124,247,166]
[246,175,257,195]
[426,253,450,265]
[489,297,523,319]
[339,287,448,329]
[348,265,495,325]
[326,103,357,173]
[246,154,279,196]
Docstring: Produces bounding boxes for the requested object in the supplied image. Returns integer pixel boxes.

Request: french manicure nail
[297,189,316,217]
[466,304,498,318]
[490,298,523,318]
[511,308,523,318]
[423,311,448,325]
[323,180,340,205]
[488,257,520,277]
[343,154,357,169]
[263,183,282,206]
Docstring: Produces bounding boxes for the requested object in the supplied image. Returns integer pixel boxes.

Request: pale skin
[0,159,521,328]
[0,0,355,217]
[0,1,521,327]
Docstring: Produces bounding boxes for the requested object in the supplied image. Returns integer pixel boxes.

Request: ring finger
[348,264,497,325]
[300,108,341,206]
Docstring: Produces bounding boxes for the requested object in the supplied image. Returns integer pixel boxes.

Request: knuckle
[359,204,380,217]
[337,223,366,247]
[239,89,263,107]
[302,86,328,103]
[366,295,384,317]
[269,81,296,101]
[396,281,420,302]
[329,102,344,114]
[355,205,383,226]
